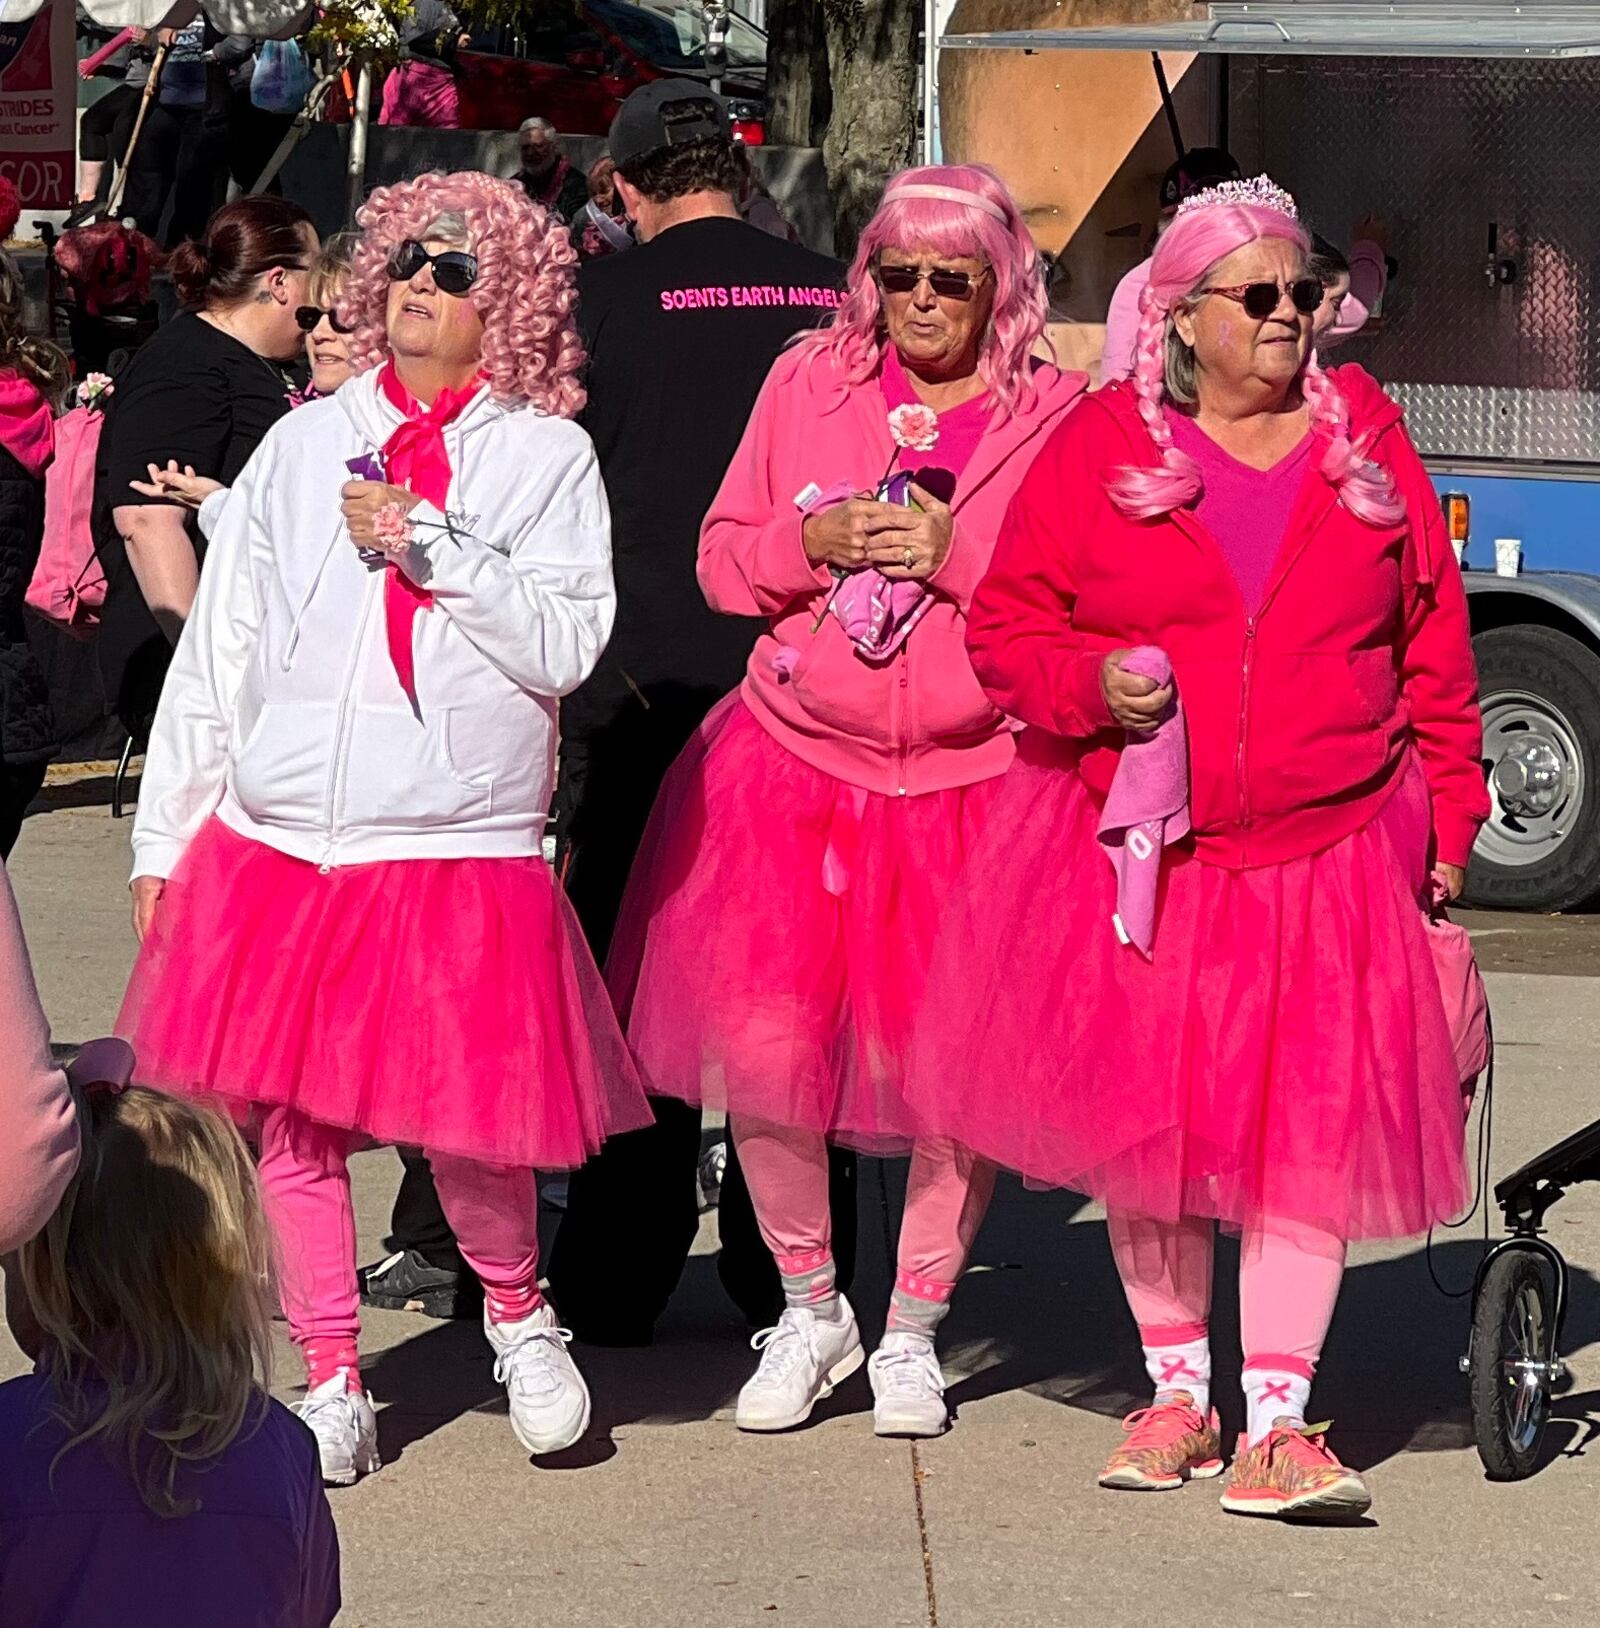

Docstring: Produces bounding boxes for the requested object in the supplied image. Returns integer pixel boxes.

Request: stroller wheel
[1470,1248,1556,1481]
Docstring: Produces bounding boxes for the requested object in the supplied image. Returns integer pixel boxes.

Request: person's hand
[1101,649,1174,732]
[456,30,472,48]
[129,460,223,509]
[1353,212,1388,254]
[802,497,878,571]
[341,482,420,548]
[865,484,954,580]
[129,25,149,43]
[131,876,165,943]
[156,27,177,45]
[77,58,96,80]
[1435,862,1467,903]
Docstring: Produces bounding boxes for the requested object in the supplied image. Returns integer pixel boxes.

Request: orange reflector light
[1444,492,1470,544]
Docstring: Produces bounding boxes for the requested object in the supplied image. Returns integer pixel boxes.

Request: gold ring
[903,546,916,569]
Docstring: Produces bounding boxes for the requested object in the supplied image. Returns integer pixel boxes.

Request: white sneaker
[735,1297,864,1432]
[869,1332,949,1438]
[485,1302,591,1456]
[292,1370,380,1486]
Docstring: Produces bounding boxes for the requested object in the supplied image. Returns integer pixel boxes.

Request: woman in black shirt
[96,195,316,735]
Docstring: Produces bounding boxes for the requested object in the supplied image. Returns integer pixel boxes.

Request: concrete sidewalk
[6,800,1600,1627]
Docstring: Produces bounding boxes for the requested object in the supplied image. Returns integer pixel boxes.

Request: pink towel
[1096,647,1190,957]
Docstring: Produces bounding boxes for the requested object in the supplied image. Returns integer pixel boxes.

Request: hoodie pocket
[228,701,338,824]
[341,705,496,829]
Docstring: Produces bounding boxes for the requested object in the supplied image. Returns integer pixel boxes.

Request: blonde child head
[14,1086,274,1517]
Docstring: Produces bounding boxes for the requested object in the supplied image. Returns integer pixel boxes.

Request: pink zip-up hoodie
[699,345,1087,795]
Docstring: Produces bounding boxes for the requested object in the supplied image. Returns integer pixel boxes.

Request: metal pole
[343,58,373,224]
[923,0,937,163]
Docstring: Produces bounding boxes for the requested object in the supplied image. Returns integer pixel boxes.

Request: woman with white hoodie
[116,171,651,1485]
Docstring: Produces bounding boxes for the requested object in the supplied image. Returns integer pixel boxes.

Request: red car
[454,1,768,140]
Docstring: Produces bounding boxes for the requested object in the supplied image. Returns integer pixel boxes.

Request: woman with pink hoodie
[0,248,68,857]
[607,164,1086,1440]
[913,178,1487,1520]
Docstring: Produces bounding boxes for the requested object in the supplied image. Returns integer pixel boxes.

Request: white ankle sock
[1141,1334,1211,1416]
[1243,1368,1312,1445]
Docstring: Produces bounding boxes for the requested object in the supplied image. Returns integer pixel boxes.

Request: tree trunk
[765,0,832,146]
[820,0,920,258]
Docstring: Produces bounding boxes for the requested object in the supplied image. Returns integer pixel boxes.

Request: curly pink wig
[1109,189,1403,528]
[340,170,585,417]
[794,163,1048,416]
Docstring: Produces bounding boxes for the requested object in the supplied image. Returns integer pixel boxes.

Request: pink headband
[883,181,1008,225]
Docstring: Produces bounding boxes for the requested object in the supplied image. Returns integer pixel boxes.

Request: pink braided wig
[1108,197,1403,527]
[341,170,585,418]
[793,163,1048,416]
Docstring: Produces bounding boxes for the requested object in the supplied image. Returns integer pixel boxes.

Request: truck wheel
[1466,625,1600,912]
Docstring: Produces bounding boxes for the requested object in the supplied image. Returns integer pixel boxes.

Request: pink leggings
[1107,1209,1347,1378]
[732,1116,995,1305]
[259,1108,539,1382]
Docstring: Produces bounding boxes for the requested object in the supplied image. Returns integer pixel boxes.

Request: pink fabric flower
[887,402,939,452]
[371,502,415,553]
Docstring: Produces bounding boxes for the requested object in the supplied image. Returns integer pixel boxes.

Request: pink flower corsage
[887,401,939,452]
[371,502,416,554]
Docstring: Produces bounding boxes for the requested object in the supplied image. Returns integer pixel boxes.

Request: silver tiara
[1174,175,1298,220]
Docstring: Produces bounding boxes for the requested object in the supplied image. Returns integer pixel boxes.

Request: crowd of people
[0,72,1488,1623]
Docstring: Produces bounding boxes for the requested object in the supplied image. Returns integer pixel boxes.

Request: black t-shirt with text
[565,215,843,739]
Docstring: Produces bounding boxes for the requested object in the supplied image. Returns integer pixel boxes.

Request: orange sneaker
[1098,1393,1225,1491]
[1220,1420,1372,1520]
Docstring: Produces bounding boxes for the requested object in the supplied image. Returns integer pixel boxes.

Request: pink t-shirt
[880,347,991,501]
[1166,408,1313,613]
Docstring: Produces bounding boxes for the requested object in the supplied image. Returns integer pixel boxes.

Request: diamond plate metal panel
[1228,56,1600,463]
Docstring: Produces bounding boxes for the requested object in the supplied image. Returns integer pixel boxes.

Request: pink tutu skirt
[607,696,1003,1149]
[909,751,1468,1241]
[118,820,651,1168]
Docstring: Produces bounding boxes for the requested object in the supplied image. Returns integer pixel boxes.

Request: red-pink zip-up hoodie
[968,366,1489,868]
[698,345,1088,795]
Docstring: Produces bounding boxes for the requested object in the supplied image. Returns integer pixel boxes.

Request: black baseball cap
[608,78,729,171]
[1159,147,1242,212]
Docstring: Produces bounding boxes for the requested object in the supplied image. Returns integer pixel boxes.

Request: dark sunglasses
[386,239,480,296]
[1199,277,1323,320]
[877,262,989,301]
[294,305,355,335]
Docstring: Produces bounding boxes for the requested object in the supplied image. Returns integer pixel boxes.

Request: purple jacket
[0,1376,340,1627]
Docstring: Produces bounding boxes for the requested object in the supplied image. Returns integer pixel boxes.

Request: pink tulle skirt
[908,752,1468,1241]
[607,697,1003,1149]
[117,820,650,1167]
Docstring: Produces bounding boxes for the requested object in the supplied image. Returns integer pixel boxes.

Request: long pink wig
[795,163,1048,415]
[1109,195,1403,527]
[341,170,585,418]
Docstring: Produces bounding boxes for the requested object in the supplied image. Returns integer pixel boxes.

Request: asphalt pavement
[6,786,1600,1628]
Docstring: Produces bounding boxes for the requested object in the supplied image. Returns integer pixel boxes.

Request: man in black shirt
[549,83,857,1346]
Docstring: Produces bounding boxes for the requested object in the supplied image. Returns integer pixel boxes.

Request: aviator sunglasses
[386,239,481,296]
[876,261,990,302]
[1199,277,1323,320]
[294,305,356,334]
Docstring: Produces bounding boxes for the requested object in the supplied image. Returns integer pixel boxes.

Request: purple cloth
[1096,646,1190,958]
[1165,410,1313,613]
[0,1376,340,1627]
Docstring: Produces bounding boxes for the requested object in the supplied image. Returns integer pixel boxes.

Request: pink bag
[1425,876,1491,1111]
[26,405,107,639]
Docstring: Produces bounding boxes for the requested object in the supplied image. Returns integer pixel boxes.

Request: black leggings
[79,82,141,163]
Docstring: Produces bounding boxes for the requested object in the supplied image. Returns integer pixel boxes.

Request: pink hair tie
[883,181,1008,224]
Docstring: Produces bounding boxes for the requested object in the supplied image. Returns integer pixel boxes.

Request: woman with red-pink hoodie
[607,165,1086,1440]
[912,178,1487,1520]
[0,245,68,856]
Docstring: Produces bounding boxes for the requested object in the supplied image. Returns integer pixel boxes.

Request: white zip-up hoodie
[130,369,615,881]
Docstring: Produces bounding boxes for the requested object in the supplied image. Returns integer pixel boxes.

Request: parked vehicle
[457,0,767,139]
[936,0,1600,912]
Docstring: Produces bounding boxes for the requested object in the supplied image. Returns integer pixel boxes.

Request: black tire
[1470,1248,1555,1482]
[1466,625,1600,912]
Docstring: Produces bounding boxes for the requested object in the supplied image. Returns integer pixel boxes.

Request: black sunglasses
[386,239,480,296]
[877,262,989,302]
[294,305,355,335]
[1200,277,1323,320]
